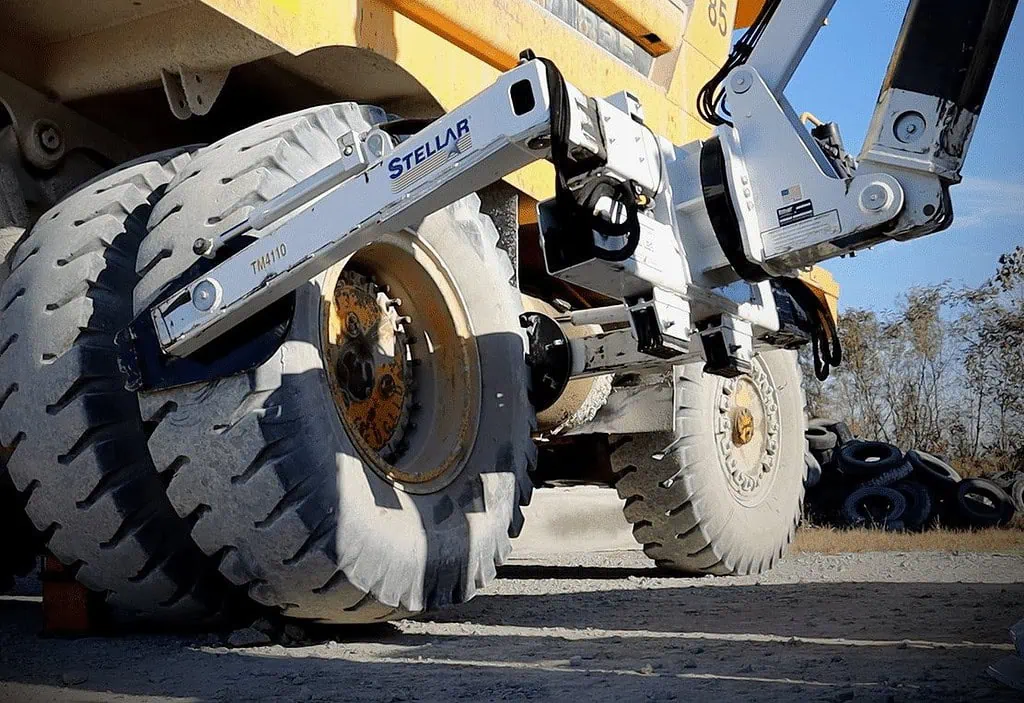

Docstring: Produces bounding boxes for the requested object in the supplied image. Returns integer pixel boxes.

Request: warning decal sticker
[762,210,842,259]
[777,199,815,228]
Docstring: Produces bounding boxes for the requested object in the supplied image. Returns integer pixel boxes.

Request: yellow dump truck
[0,0,842,622]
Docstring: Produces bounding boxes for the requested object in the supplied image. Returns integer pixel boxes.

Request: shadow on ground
[0,573,1021,702]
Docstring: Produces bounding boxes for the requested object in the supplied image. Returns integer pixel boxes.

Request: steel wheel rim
[322,233,481,494]
[714,358,782,508]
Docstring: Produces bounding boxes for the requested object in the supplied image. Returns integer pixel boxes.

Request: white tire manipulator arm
[121,0,1016,392]
[684,0,1018,284]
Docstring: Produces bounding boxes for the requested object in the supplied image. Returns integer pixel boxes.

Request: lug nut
[346,312,361,338]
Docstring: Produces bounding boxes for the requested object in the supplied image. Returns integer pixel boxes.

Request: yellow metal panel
[199,0,738,200]
[579,0,683,56]
[798,266,840,322]
[202,0,355,50]
[669,40,720,124]
[686,0,736,62]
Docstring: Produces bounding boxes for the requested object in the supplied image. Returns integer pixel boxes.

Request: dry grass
[794,525,1024,554]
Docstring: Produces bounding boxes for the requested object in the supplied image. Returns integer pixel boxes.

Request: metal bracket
[698,314,754,379]
[719,66,906,273]
[569,328,697,378]
[0,70,136,170]
[161,66,231,120]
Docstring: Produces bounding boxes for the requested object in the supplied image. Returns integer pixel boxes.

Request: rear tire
[0,152,226,617]
[133,105,535,623]
[611,351,805,576]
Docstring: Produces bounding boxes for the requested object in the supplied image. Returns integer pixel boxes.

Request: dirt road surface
[1,548,1022,703]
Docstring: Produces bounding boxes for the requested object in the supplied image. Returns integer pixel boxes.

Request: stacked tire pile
[804,419,1021,531]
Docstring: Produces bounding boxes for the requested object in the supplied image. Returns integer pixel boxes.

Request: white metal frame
[143,0,994,386]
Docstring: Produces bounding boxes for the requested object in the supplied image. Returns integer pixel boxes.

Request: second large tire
[0,231,39,591]
[133,105,535,623]
[0,152,226,617]
[611,351,806,575]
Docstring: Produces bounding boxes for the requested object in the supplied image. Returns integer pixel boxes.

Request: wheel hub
[325,270,413,460]
[321,237,481,493]
[732,407,755,446]
[715,361,781,505]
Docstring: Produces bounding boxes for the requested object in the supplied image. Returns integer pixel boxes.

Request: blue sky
[782,2,1024,312]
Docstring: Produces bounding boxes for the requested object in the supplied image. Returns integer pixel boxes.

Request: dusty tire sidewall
[283,209,527,517]
[695,350,806,542]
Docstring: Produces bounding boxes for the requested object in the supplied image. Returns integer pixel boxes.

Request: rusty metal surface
[324,270,411,456]
[321,237,480,493]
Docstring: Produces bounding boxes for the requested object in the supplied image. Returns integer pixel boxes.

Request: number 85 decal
[707,0,729,36]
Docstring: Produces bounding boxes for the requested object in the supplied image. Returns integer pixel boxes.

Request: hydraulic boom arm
[120,0,1018,394]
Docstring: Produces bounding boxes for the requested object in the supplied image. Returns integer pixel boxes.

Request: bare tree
[802,247,1024,473]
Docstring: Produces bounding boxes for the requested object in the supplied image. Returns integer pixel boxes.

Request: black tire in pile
[0,152,226,617]
[611,351,806,576]
[841,485,905,530]
[893,480,932,531]
[955,478,1014,528]
[907,449,961,490]
[132,105,535,623]
[837,441,905,481]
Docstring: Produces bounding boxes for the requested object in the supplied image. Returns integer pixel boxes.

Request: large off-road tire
[0,230,40,591]
[611,351,805,576]
[134,105,535,623]
[0,152,226,617]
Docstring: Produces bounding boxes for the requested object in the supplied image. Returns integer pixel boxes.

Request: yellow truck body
[1,0,767,203]
[3,0,836,307]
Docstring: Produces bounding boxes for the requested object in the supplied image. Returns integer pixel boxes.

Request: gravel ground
[1,550,1022,703]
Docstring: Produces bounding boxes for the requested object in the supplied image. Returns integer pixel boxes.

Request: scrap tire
[893,480,932,531]
[907,450,961,493]
[955,478,1014,528]
[863,462,913,488]
[0,151,227,617]
[837,441,904,480]
[133,105,535,623]
[611,350,806,576]
[808,418,854,446]
[1011,478,1024,515]
[804,449,822,488]
[841,486,906,530]
[805,425,837,453]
